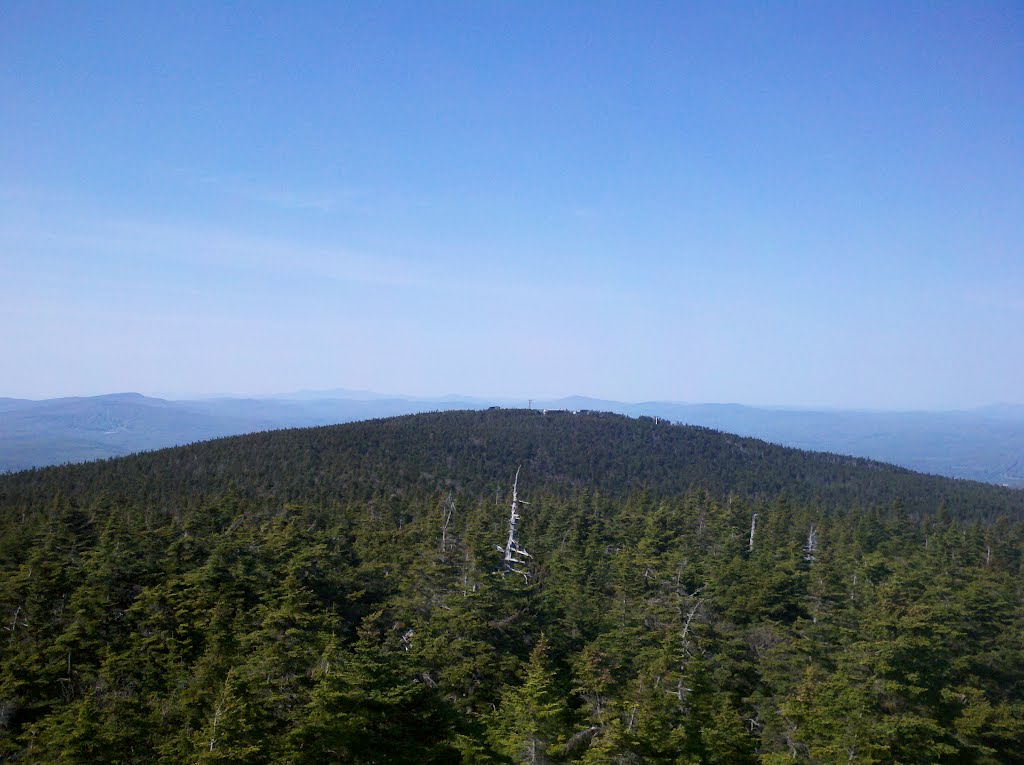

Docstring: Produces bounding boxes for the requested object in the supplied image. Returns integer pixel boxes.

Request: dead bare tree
[499,466,531,580]
[668,584,706,704]
[748,512,758,553]
[440,490,455,559]
[804,525,818,562]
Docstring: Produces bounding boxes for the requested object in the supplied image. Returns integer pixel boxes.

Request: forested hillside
[3,409,1022,520]
[6,393,1024,487]
[0,410,1022,763]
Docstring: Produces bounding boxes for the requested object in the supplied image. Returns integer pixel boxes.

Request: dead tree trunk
[804,525,818,562]
[440,490,455,559]
[499,466,531,580]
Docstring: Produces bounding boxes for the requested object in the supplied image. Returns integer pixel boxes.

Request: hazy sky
[2,2,1021,408]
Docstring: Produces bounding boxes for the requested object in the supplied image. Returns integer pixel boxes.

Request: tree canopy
[0,410,1021,762]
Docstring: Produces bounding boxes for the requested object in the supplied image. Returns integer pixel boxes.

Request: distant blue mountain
[1,391,1022,487]
[0,392,485,473]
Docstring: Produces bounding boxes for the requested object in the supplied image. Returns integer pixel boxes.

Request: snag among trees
[440,490,455,559]
[499,466,531,580]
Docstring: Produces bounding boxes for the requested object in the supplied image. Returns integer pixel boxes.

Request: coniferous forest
[1,409,1022,763]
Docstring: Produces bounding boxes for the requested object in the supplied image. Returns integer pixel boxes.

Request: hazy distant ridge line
[1,391,1022,486]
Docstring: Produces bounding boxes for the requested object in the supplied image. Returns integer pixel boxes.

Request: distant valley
[1,391,1022,487]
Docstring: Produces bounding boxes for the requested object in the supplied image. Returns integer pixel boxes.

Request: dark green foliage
[0,410,1022,762]
[2,410,1021,521]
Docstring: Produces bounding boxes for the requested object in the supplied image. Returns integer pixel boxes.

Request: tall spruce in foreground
[489,635,565,764]
[0,410,1022,762]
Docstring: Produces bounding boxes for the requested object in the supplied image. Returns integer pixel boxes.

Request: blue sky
[2,1,1021,408]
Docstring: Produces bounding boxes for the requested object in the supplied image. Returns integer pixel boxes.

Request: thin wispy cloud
[166,166,366,214]
[2,215,422,289]
[0,206,620,304]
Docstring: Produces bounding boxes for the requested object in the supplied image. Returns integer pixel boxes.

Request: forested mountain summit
[5,392,1024,486]
[1,408,1021,521]
[1,408,1023,762]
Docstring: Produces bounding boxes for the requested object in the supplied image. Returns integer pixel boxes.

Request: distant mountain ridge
[1,391,1023,487]
[0,392,481,473]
